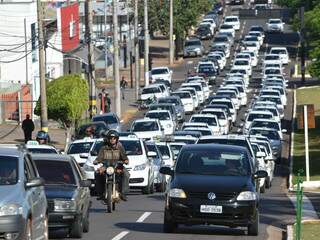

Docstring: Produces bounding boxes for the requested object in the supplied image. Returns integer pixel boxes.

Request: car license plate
[200,205,222,214]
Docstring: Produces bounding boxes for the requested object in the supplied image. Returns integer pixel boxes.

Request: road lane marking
[111,231,130,240]
[136,212,152,223]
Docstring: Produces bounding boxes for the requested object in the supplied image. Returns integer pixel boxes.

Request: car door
[24,156,44,237]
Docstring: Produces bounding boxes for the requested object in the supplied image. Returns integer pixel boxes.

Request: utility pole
[126,0,131,70]
[85,0,96,118]
[144,0,149,86]
[300,6,306,84]
[24,18,28,85]
[37,0,48,132]
[104,0,108,81]
[134,0,140,100]
[169,0,174,65]
[113,0,121,117]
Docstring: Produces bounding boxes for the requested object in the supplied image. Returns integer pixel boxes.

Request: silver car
[92,112,122,132]
[0,145,48,239]
[184,38,204,57]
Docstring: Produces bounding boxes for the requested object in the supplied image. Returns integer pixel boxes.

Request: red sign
[58,3,79,52]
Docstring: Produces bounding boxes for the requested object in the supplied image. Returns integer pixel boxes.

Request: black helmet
[103,130,119,144]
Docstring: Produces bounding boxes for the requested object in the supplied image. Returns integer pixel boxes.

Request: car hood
[152,74,169,79]
[172,174,252,193]
[0,184,24,205]
[126,155,148,169]
[133,131,162,139]
[45,184,77,200]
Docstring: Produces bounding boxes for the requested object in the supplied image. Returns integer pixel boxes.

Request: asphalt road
[51,1,299,239]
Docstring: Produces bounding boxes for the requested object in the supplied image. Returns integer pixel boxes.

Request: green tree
[34,74,88,149]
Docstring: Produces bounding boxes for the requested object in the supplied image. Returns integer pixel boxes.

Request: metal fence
[238,9,293,23]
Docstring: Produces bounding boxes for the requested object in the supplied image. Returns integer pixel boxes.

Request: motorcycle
[103,161,124,213]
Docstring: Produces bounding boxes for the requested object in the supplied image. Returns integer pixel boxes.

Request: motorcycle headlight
[54,200,77,212]
[83,164,95,172]
[106,166,115,175]
[236,191,257,201]
[133,163,147,171]
[169,188,187,198]
[0,204,23,216]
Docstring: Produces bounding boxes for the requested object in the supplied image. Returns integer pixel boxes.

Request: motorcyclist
[93,130,129,201]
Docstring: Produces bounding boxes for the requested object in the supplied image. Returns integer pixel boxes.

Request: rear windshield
[0,156,18,185]
[67,142,94,155]
[172,92,191,99]
[270,49,287,55]
[35,160,76,185]
[251,121,279,130]
[145,111,171,120]
[152,69,168,75]
[185,41,201,47]
[158,98,179,105]
[157,144,170,158]
[142,87,160,94]
[132,121,159,131]
[265,55,280,60]
[248,113,272,121]
[28,148,57,154]
[249,129,280,140]
[93,115,118,124]
[190,116,217,126]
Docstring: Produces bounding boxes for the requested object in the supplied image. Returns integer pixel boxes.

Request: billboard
[57,3,80,52]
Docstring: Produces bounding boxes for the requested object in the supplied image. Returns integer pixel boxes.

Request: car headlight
[0,204,23,216]
[106,166,115,175]
[83,164,95,172]
[169,188,187,198]
[236,191,257,201]
[133,163,147,171]
[54,200,77,212]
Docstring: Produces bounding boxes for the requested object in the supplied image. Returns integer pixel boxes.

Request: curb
[289,88,296,189]
[287,225,293,240]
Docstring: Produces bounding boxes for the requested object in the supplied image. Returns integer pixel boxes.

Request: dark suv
[160,144,266,235]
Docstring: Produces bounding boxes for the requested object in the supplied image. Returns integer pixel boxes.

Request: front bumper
[48,211,80,229]
[0,215,25,238]
[167,198,257,227]
[184,50,201,57]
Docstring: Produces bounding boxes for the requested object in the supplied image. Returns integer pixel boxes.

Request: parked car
[32,154,91,238]
[160,144,266,235]
[0,145,48,239]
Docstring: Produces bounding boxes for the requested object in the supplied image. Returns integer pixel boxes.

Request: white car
[234,53,252,66]
[200,108,229,134]
[263,63,283,72]
[258,95,284,118]
[243,35,261,48]
[248,31,264,45]
[260,89,285,105]
[232,59,252,76]
[228,69,250,85]
[150,67,173,83]
[186,78,211,99]
[208,52,226,69]
[224,16,240,30]
[250,142,268,192]
[181,82,205,104]
[263,54,282,66]
[145,110,176,135]
[25,141,59,154]
[171,91,194,113]
[263,68,282,79]
[216,89,240,110]
[219,24,235,37]
[267,19,284,33]
[241,42,259,54]
[130,118,164,140]
[210,98,237,123]
[155,141,174,167]
[269,47,289,64]
[189,114,221,135]
[140,85,165,101]
[253,105,281,123]
[66,138,96,166]
[241,50,258,67]
[250,118,285,139]
[178,87,200,109]
[263,85,287,107]
[243,110,274,134]
[200,21,215,35]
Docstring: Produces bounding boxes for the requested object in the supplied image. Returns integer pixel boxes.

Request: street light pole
[134,0,140,100]
[169,0,174,65]
[113,0,121,117]
[104,0,108,82]
[144,0,149,86]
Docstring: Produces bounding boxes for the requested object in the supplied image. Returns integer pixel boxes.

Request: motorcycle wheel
[106,183,112,213]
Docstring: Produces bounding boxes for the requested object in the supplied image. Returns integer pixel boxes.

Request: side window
[24,160,32,182]
[72,159,83,181]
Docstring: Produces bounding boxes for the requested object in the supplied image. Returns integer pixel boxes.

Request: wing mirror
[254,170,268,179]
[25,177,44,189]
[147,151,157,158]
[160,166,174,176]
[80,153,89,159]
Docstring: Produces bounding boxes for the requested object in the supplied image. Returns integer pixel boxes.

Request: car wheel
[83,210,90,233]
[70,215,83,238]
[247,211,259,236]
[163,210,177,233]
[142,178,152,195]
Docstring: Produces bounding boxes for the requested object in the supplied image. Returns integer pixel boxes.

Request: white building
[0,0,63,112]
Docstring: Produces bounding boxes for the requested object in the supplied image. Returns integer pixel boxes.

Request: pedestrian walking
[22,114,35,143]
[104,91,111,113]
[120,76,128,100]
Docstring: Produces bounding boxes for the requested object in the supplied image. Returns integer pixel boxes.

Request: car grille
[187,192,237,201]
[129,178,144,183]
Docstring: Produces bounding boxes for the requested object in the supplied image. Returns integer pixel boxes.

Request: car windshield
[260,97,282,105]
[211,101,233,109]
[265,55,280,60]
[152,69,168,75]
[265,69,281,75]
[77,123,107,138]
[132,121,159,131]
[249,129,280,140]
[221,25,233,29]
[248,113,272,121]
[214,37,227,42]
[250,26,263,32]
[35,160,76,185]
[236,55,250,60]
[190,116,217,126]
[251,121,279,130]
[185,41,201,47]
[174,138,197,144]
[121,140,143,155]
[176,148,250,176]
[172,92,191,99]
[145,112,171,120]
[245,36,258,41]
[225,18,238,22]
[185,128,212,136]
[271,49,287,55]
[217,92,236,98]
[158,98,179,105]
[198,65,215,73]
[28,148,57,154]
[67,142,93,154]
[142,87,160,94]
[0,156,18,185]
[261,91,280,96]
[269,20,281,24]
[234,60,249,65]
[203,111,226,119]
[93,115,118,124]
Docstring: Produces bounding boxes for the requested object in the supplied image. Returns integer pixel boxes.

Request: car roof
[25,144,57,149]
[146,109,170,114]
[31,153,73,162]
[199,134,247,140]
[0,145,25,157]
[248,110,274,115]
[182,143,247,152]
[152,67,169,70]
[134,118,159,123]
[69,138,97,144]
[191,114,218,118]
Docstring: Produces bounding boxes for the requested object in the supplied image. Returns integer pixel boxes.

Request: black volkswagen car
[160,144,266,235]
[32,154,91,238]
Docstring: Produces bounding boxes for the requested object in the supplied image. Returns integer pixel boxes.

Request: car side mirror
[80,180,92,188]
[59,149,65,154]
[282,129,287,133]
[147,151,157,158]
[254,170,268,179]
[255,151,266,158]
[160,166,174,176]
[80,153,89,159]
[25,177,44,189]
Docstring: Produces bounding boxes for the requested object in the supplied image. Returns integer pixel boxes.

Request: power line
[0,50,33,63]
